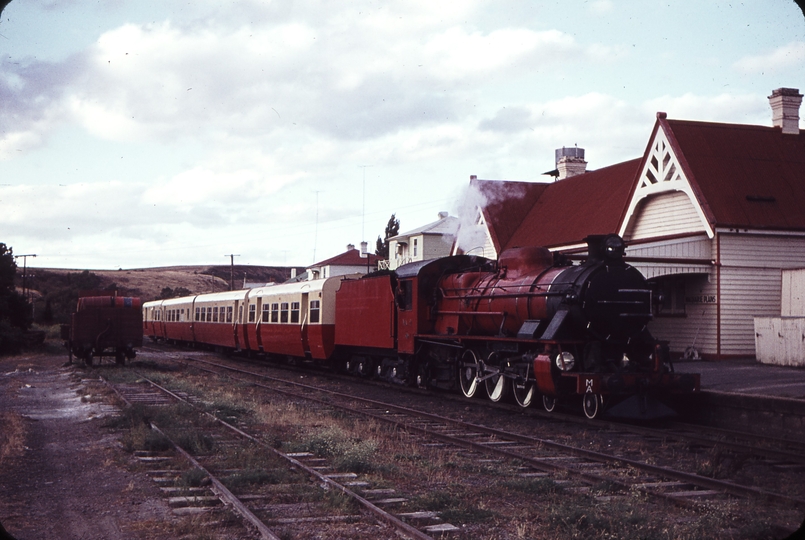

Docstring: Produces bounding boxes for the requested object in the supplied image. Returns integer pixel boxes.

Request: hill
[20,264,305,325]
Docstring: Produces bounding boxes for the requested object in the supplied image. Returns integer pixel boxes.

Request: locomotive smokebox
[585,234,626,263]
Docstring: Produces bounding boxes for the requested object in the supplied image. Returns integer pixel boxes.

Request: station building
[453,88,805,360]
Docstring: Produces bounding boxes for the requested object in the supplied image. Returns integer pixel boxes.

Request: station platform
[674,359,805,400]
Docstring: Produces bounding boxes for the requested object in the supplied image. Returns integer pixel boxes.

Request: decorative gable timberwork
[620,125,713,241]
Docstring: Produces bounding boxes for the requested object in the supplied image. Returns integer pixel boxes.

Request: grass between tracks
[100,364,798,540]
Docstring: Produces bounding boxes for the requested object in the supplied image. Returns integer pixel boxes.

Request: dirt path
[0,352,174,540]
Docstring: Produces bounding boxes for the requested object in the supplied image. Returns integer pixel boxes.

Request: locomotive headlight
[555,352,575,371]
[621,353,630,368]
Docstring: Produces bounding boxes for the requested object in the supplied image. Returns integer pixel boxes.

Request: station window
[271,303,279,323]
[280,302,289,323]
[654,276,686,316]
[249,304,256,323]
[226,306,233,323]
[291,302,300,323]
[310,300,320,323]
[213,306,219,322]
[195,307,200,321]
[262,304,270,323]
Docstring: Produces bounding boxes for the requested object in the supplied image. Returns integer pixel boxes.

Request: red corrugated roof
[505,159,642,249]
[662,119,805,230]
[314,248,381,267]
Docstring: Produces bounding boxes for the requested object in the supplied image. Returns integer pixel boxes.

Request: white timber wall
[754,317,805,366]
[719,233,805,356]
[625,191,705,241]
[782,268,805,316]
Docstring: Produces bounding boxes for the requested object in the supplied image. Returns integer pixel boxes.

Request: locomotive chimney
[555,146,587,179]
[769,88,802,135]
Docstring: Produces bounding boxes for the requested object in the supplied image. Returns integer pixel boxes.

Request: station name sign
[685,295,717,304]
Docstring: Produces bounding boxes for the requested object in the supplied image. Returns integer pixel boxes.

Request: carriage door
[255,297,264,351]
[237,301,249,351]
[396,279,416,354]
[231,300,240,351]
[300,292,311,356]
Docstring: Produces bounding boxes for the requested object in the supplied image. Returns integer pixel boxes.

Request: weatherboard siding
[717,233,805,356]
[625,191,704,241]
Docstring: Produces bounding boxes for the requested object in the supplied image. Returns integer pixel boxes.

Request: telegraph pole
[225,254,240,291]
[13,254,36,302]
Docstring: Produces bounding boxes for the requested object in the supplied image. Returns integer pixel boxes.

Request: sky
[1,1,804,270]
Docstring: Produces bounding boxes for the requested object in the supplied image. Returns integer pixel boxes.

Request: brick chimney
[556,146,587,179]
[768,88,802,135]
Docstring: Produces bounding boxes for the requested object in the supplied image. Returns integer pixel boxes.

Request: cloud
[733,41,805,74]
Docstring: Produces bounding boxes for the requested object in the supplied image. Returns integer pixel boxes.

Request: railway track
[100,373,451,539]
[169,353,805,515]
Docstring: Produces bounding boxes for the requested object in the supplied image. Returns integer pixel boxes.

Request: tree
[375,214,400,259]
[0,242,32,355]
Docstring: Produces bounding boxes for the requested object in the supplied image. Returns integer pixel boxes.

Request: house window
[291,301,300,323]
[271,303,279,323]
[413,238,418,257]
[226,306,233,323]
[654,276,686,316]
[310,300,320,323]
[248,304,256,322]
[262,304,270,323]
[280,302,289,323]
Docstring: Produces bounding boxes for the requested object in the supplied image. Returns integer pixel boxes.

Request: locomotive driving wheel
[512,378,536,408]
[458,349,480,398]
[483,352,510,402]
[583,393,603,420]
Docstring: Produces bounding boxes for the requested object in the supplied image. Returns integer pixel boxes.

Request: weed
[180,468,208,487]
[223,468,291,489]
[503,477,563,495]
[413,489,495,524]
[173,430,215,455]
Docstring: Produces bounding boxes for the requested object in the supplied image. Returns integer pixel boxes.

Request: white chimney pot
[769,87,802,135]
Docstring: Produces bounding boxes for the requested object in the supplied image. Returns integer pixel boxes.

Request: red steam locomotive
[143,234,698,419]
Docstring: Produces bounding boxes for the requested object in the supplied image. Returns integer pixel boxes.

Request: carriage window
[271,303,279,323]
[291,302,300,323]
[226,306,233,323]
[310,300,320,323]
[262,304,270,323]
[249,304,256,323]
[280,302,289,323]
[213,306,219,322]
[207,307,213,322]
[195,307,200,321]
[201,307,206,321]
[238,305,243,323]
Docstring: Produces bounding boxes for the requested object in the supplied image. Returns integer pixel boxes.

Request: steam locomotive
[143,234,698,419]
